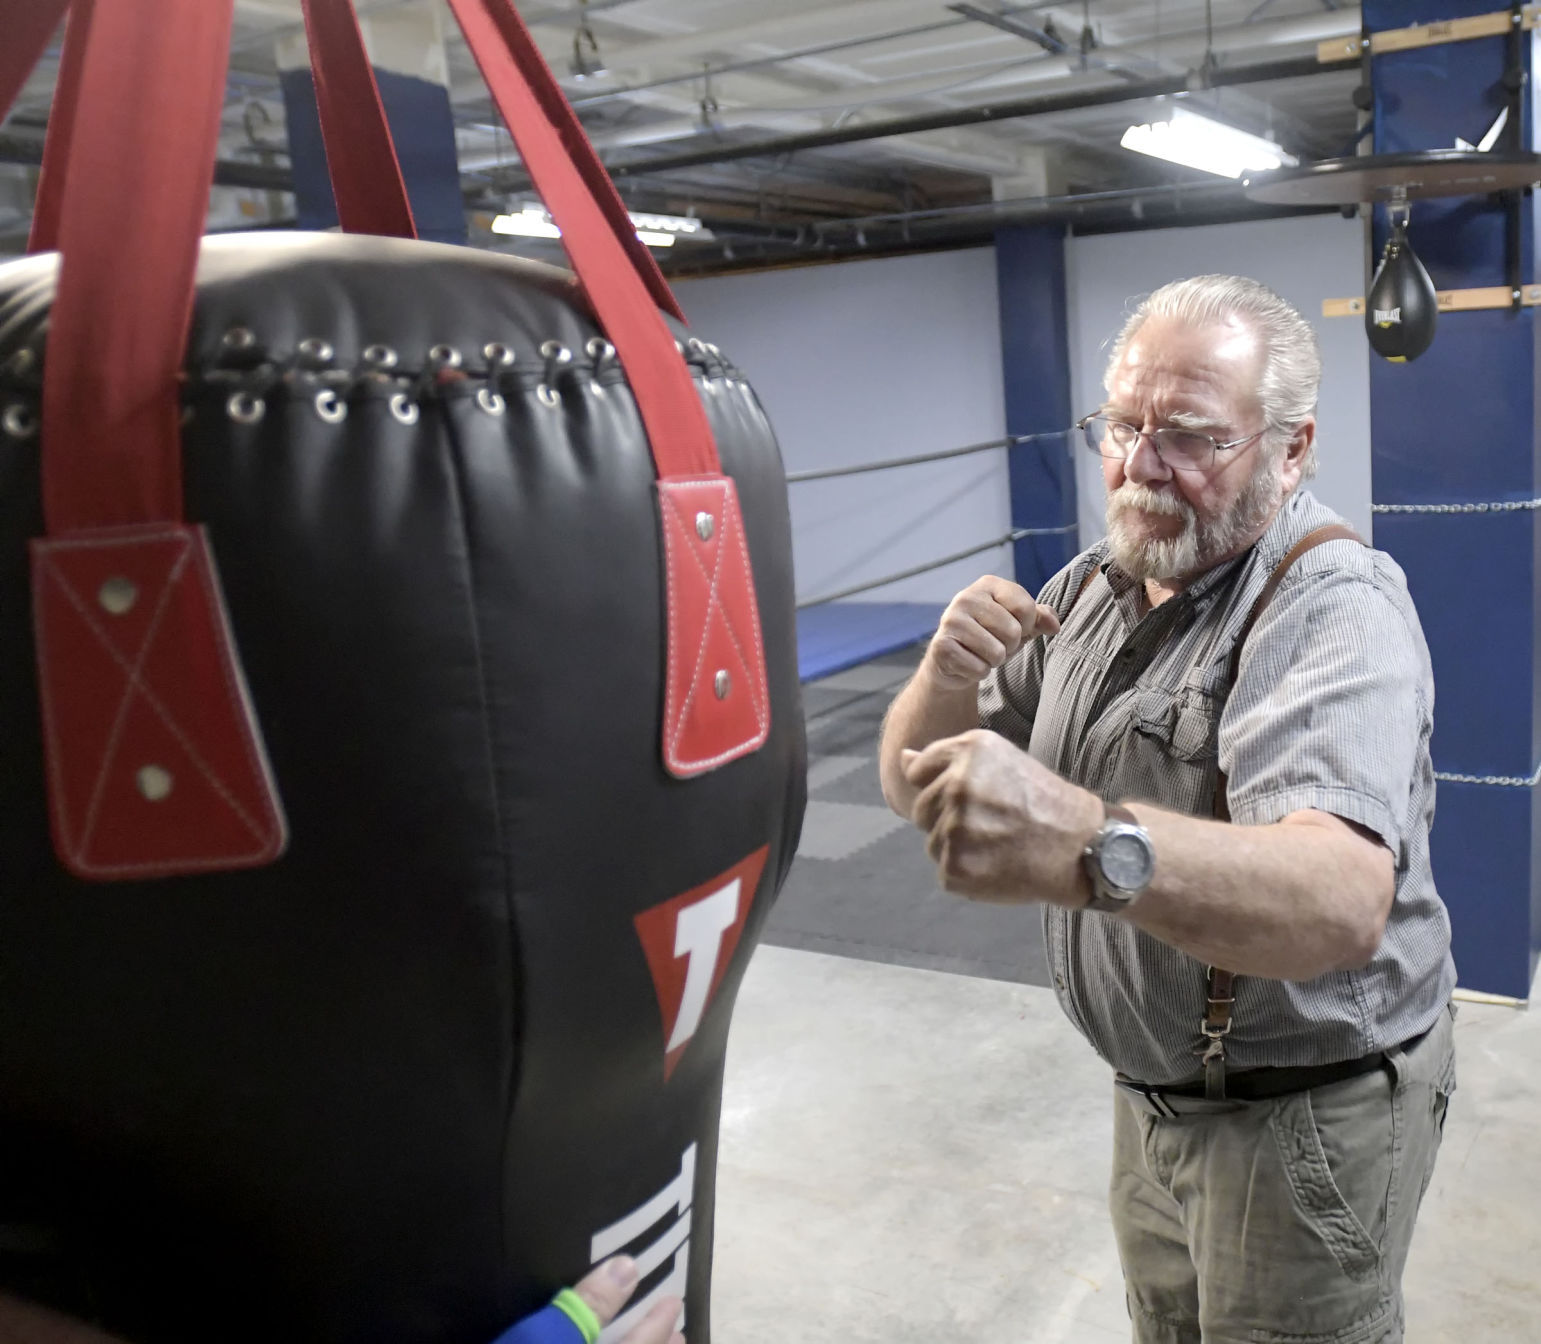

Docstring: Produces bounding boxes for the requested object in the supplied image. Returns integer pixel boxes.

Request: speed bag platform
[0,231,807,1344]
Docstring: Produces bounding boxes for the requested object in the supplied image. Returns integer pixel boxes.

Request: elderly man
[879,275,1456,1343]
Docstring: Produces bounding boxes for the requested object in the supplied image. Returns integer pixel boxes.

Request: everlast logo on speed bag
[0,1,806,1342]
[1366,210,1438,362]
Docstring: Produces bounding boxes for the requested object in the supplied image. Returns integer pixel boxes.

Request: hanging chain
[1372,491,1541,783]
[1435,764,1541,788]
[1372,497,1541,514]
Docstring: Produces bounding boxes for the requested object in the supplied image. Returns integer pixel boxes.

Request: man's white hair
[1104,274,1320,480]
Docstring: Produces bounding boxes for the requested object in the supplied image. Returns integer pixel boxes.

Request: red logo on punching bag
[634,847,768,1079]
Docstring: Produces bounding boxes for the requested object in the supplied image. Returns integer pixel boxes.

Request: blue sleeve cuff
[490,1303,589,1344]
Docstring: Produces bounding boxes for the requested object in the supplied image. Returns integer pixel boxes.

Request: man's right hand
[924,576,1060,690]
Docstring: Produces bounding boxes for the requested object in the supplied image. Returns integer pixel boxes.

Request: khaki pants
[1110,1004,1456,1344]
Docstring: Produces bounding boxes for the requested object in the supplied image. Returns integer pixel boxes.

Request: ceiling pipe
[592,53,1345,181]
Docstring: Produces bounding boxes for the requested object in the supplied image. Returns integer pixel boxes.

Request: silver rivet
[483,342,515,367]
[227,391,265,425]
[477,388,506,415]
[388,392,420,425]
[297,336,334,364]
[363,344,399,370]
[315,388,347,423]
[221,327,256,352]
[714,670,731,700]
[687,336,708,355]
[429,343,463,369]
[537,384,561,408]
[136,764,173,802]
[98,576,138,616]
[585,337,616,364]
[2,403,37,439]
[696,512,714,541]
[539,340,573,364]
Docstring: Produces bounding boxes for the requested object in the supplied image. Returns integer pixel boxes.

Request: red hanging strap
[27,0,94,255]
[455,0,682,325]
[42,0,233,532]
[445,0,768,775]
[446,0,712,478]
[298,0,416,239]
[30,0,288,877]
[0,0,69,127]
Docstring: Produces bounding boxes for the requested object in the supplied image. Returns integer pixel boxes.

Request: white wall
[1066,214,1372,544]
[672,216,1371,609]
[673,248,1011,605]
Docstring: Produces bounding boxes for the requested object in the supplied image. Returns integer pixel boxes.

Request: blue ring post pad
[489,1303,589,1344]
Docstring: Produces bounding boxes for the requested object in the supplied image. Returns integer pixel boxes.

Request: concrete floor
[713,945,1541,1344]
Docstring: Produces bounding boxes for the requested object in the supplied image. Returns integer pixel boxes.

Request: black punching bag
[1366,210,1439,362]
[0,2,804,1343]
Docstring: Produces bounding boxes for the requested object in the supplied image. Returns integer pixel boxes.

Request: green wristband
[552,1288,603,1344]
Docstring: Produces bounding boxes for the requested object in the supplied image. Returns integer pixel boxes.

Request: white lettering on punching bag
[1374,306,1402,327]
[634,847,769,1078]
[668,881,740,1052]
[590,1144,697,1343]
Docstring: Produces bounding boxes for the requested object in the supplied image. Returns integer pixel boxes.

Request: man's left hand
[901,730,1102,904]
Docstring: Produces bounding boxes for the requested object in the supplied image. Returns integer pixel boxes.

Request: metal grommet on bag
[227,391,265,425]
[483,342,516,368]
[388,392,420,425]
[297,337,334,365]
[538,341,572,409]
[315,389,347,424]
[2,403,38,439]
[221,327,256,353]
[477,388,506,416]
[363,344,399,370]
[428,344,463,369]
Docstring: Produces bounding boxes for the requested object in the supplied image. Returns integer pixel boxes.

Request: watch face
[1102,828,1156,892]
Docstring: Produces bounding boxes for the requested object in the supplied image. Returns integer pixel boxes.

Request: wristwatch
[1081,801,1156,913]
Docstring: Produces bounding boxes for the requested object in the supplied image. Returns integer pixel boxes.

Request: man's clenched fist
[925,576,1061,690]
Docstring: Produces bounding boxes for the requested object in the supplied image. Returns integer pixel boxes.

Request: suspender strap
[1204,523,1365,1099]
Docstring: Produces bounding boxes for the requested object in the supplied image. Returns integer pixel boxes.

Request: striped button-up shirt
[978,488,1456,1084]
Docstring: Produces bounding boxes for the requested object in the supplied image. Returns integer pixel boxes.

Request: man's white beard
[1105,452,1284,583]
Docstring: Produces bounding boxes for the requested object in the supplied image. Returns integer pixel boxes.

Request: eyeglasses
[1077,414,1265,473]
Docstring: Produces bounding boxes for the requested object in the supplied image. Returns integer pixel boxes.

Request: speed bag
[0,231,806,1344]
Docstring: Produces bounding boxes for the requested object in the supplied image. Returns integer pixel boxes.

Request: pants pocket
[1270,1078,1395,1285]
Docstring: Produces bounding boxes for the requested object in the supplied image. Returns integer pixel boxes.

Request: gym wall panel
[1065,213,1371,546]
[673,248,1012,605]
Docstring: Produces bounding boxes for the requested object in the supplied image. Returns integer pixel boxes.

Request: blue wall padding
[796,603,943,683]
[995,225,1079,597]
[1366,0,1541,995]
[281,66,467,246]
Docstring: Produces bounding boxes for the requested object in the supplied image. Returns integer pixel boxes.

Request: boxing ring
[789,432,1079,682]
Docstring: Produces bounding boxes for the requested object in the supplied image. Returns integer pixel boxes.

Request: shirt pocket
[1114,687,1221,810]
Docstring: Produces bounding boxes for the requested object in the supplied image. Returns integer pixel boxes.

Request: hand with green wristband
[492,1255,684,1344]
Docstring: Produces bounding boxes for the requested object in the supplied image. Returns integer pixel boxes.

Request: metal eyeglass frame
[1076,414,1265,473]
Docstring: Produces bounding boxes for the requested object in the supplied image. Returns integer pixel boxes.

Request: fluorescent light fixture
[1120,108,1297,179]
[490,204,701,247]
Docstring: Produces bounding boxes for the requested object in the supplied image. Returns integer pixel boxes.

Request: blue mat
[796,602,943,682]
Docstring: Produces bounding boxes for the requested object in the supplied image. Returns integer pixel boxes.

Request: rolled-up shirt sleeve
[1219,559,1430,857]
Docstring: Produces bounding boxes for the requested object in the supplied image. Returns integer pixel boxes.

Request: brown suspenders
[1065,524,1366,1098]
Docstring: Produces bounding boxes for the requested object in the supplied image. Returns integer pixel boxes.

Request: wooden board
[1319,6,1539,63]
[1323,285,1541,316]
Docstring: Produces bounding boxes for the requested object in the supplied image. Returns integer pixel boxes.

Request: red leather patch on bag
[656,477,770,778]
[30,524,288,880]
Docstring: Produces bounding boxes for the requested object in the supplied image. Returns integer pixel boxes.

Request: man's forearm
[878,665,980,818]
[1118,803,1395,981]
